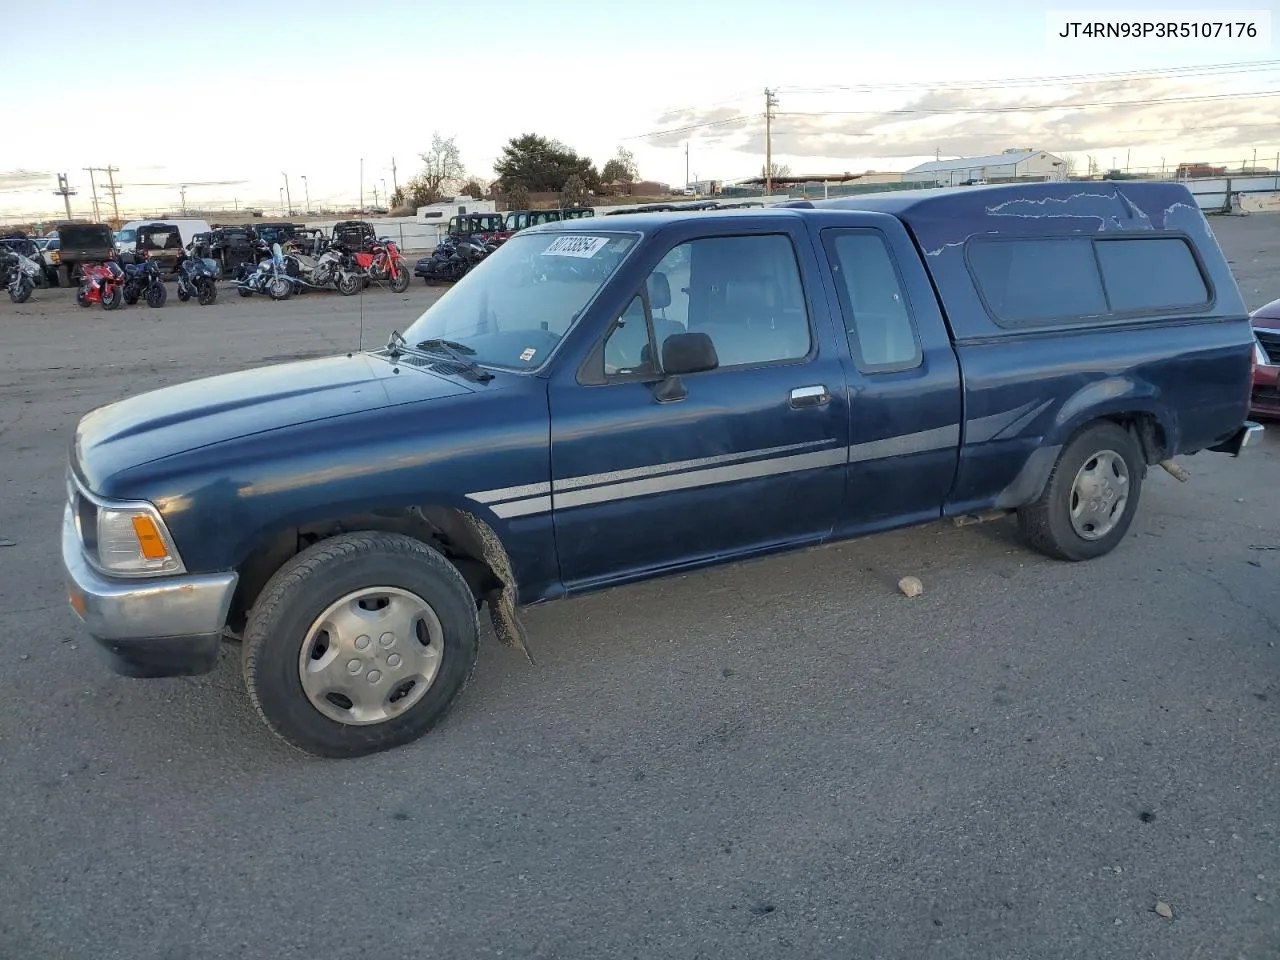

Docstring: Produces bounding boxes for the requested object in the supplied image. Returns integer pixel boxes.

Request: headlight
[69,475,186,576]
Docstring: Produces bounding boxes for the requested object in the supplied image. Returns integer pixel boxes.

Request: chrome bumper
[1209,420,1265,457]
[62,505,237,674]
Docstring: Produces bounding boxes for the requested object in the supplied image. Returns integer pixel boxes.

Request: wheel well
[225,507,529,656]
[1100,411,1167,465]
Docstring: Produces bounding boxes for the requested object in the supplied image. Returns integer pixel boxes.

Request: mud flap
[460,510,536,665]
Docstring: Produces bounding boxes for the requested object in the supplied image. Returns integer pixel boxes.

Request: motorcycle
[176,255,219,305]
[351,239,411,292]
[121,254,168,308]
[282,241,360,296]
[2,248,41,303]
[234,242,293,300]
[415,236,492,284]
[77,262,124,309]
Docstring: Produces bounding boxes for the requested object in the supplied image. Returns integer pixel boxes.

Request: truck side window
[824,230,922,371]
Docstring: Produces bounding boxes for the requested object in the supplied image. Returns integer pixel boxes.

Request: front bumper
[61,505,238,677]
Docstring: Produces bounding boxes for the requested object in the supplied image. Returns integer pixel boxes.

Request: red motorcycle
[77,262,125,310]
[351,239,410,293]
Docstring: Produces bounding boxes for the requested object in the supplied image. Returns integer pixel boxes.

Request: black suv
[47,222,115,286]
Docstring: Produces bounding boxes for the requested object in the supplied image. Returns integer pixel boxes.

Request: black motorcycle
[415,236,492,284]
[121,256,167,308]
[176,255,219,305]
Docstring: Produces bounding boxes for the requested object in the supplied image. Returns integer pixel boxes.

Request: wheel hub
[1068,449,1129,540]
[298,587,444,725]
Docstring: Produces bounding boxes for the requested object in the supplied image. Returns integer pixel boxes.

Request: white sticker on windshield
[520,348,537,362]
[542,235,608,258]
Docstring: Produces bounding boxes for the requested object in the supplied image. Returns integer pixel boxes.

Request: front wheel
[197,278,217,305]
[101,285,123,311]
[337,272,360,296]
[146,282,167,308]
[241,532,480,758]
[9,277,34,303]
[1017,421,1144,561]
[268,276,291,300]
[390,267,410,294]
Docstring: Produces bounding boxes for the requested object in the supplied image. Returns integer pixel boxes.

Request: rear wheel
[76,284,91,307]
[1017,421,1144,561]
[237,286,253,298]
[242,532,480,758]
[177,286,190,302]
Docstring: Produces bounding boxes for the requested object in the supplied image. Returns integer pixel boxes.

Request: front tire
[242,532,480,758]
[9,276,33,303]
[390,268,410,294]
[1017,421,1144,561]
[337,272,360,296]
[197,279,217,305]
[101,285,123,311]
[147,282,167,308]
[268,276,291,300]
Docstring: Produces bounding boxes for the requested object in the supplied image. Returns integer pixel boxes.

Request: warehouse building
[902,149,1067,186]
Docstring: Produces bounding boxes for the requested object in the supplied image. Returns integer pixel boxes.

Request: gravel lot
[2,216,1278,960]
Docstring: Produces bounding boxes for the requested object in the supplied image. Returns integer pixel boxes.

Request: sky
[3,0,1278,221]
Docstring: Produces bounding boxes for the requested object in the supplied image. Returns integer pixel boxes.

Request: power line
[773,88,1280,118]
[781,59,1280,95]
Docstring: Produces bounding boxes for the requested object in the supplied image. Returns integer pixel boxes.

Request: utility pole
[685,141,690,189]
[764,88,779,196]
[53,174,77,220]
[301,175,310,214]
[83,168,102,221]
[179,185,187,215]
[373,185,380,209]
[359,158,364,214]
[390,157,399,199]
[102,167,121,224]
[282,172,292,216]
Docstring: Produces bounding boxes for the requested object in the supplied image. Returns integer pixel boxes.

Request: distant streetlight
[301,175,310,215]
[279,187,285,214]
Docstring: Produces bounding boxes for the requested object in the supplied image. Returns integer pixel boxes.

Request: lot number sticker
[543,235,609,258]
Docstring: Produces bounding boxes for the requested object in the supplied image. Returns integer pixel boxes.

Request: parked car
[495,208,593,242]
[1250,297,1280,419]
[190,226,257,276]
[117,218,212,258]
[46,221,115,287]
[123,222,187,275]
[60,181,1260,758]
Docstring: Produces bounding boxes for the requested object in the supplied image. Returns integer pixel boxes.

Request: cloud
[0,169,53,192]
[641,77,1280,166]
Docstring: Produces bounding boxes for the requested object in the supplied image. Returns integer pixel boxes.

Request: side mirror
[651,332,718,403]
[661,331,718,376]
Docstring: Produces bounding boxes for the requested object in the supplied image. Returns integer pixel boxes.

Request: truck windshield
[401,230,640,371]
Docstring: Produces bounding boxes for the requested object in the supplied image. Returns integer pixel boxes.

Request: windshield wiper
[414,338,494,382]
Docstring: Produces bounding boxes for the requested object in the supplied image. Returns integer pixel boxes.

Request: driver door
[548,221,850,590]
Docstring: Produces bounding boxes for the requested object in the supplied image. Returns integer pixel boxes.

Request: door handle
[789,384,829,408]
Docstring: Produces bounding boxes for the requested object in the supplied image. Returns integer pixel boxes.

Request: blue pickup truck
[61,181,1262,757]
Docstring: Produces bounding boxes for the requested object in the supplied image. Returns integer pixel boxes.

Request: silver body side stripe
[467,423,964,517]
[554,447,848,509]
[847,424,960,463]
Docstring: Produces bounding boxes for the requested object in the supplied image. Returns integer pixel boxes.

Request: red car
[1252,297,1280,419]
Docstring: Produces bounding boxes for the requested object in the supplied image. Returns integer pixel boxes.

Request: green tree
[601,146,639,183]
[390,187,406,209]
[419,133,466,196]
[505,182,531,211]
[495,133,599,193]
[405,174,441,208]
[461,178,488,199]
[561,173,588,207]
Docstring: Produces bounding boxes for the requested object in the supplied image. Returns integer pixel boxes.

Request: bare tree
[1060,153,1078,179]
[761,162,791,179]
[418,133,466,197]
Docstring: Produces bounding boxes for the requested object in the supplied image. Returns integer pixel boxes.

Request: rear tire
[241,532,480,758]
[1017,421,1144,561]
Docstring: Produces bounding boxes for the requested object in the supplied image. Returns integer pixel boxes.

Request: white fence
[1183,174,1280,212]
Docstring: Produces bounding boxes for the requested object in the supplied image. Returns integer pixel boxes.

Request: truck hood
[73,352,471,491]
[1252,298,1280,324]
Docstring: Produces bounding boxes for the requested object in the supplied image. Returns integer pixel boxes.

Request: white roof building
[903,149,1067,186]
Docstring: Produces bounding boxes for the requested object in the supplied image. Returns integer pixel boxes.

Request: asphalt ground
[1,217,1278,959]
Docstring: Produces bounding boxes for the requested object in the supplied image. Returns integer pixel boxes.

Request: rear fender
[1048,376,1177,461]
